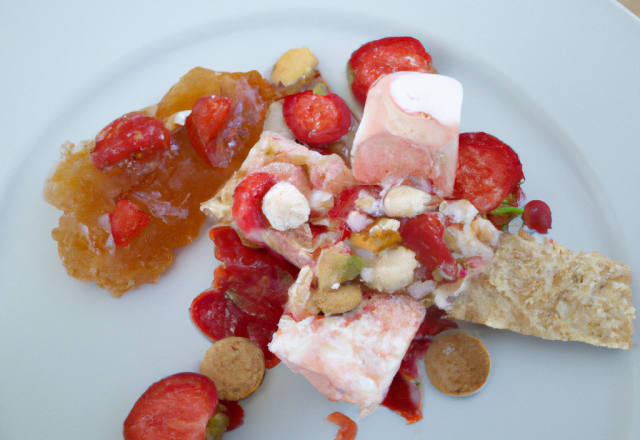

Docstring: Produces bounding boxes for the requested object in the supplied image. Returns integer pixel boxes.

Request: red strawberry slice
[382,305,458,424]
[327,185,380,220]
[451,132,524,213]
[349,37,436,105]
[400,213,457,280]
[123,372,218,440]
[381,373,422,424]
[283,90,351,147]
[232,172,278,240]
[91,113,170,170]
[109,199,151,247]
[185,95,232,167]
[190,227,297,368]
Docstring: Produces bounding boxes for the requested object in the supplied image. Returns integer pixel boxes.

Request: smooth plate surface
[1,1,638,439]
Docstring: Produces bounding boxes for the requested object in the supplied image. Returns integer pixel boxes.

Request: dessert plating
[44,36,634,439]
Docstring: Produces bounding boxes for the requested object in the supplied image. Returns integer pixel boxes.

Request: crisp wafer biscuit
[449,230,635,349]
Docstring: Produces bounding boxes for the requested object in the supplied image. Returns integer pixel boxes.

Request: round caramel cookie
[425,330,491,396]
[200,337,266,401]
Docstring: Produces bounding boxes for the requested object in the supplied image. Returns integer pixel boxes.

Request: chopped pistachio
[312,83,329,96]
[205,408,230,440]
[317,247,365,291]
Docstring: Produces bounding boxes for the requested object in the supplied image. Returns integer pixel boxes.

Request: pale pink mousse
[351,72,463,196]
[269,293,426,418]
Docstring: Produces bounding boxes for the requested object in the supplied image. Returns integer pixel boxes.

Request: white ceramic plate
[1,1,638,439]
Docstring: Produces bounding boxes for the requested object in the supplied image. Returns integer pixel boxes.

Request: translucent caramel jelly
[44,70,275,297]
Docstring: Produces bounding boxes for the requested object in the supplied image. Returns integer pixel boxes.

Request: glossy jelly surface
[44,70,275,296]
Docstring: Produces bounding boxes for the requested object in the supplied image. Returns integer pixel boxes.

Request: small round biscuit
[425,330,491,396]
[200,337,266,401]
[313,283,362,315]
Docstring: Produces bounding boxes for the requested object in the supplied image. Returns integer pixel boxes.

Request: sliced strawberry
[349,36,430,72]
[123,372,218,440]
[209,226,298,279]
[191,288,246,339]
[383,305,458,424]
[451,132,524,214]
[327,187,361,220]
[109,199,151,247]
[191,288,283,368]
[400,305,459,377]
[400,213,457,280]
[231,172,278,239]
[185,95,232,167]
[415,304,459,339]
[190,227,297,367]
[349,37,436,105]
[213,265,288,317]
[90,113,170,170]
[327,185,380,220]
[283,90,351,146]
[381,373,422,424]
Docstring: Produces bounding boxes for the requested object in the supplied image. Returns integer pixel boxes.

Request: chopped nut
[316,243,364,291]
[355,192,382,215]
[200,173,242,224]
[200,337,266,401]
[262,181,310,231]
[471,216,500,247]
[432,276,470,311]
[285,266,320,320]
[383,185,432,218]
[439,199,478,225]
[310,190,335,212]
[163,109,192,131]
[205,406,230,440]
[369,218,400,234]
[444,224,494,260]
[313,283,363,315]
[271,47,319,86]
[350,218,403,253]
[360,246,417,293]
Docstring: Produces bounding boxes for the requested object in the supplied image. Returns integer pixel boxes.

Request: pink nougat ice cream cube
[351,72,463,196]
[269,293,426,418]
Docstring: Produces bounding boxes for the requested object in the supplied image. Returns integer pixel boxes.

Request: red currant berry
[522,200,552,234]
